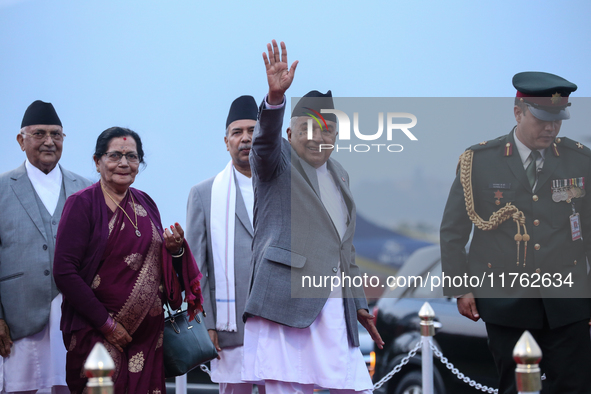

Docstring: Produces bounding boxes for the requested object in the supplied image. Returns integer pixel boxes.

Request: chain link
[200,364,212,377]
[430,341,498,394]
[201,340,503,394]
[372,341,422,390]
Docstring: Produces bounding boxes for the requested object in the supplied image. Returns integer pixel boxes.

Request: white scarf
[211,160,238,332]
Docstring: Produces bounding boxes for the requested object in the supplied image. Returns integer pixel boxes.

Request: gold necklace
[101,182,141,237]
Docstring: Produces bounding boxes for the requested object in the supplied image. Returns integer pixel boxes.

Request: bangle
[99,316,117,336]
[172,247,184,258]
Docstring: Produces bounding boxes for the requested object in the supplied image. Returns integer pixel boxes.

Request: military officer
[440,72,591,394]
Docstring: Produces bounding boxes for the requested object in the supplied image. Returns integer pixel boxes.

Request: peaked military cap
[513,71,577,121]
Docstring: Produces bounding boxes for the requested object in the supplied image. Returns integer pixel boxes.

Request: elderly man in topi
[0,101,92,394]
[241,40,383,394]
[441,71,591,393]
[186,95,265,394]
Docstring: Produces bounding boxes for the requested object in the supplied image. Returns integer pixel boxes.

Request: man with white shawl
[186,95,265,394]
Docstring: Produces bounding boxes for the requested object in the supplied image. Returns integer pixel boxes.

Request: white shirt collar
[316,162,329,175]
[513,129,545,166]
[25,159,61,183]
[25,159,62,215]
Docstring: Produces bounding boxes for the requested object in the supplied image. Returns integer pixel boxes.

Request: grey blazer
[244,103,368,347]
[0,163,92,340]
[186,175,253,348]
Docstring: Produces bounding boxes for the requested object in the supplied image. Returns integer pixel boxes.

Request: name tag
[489,183,511,189]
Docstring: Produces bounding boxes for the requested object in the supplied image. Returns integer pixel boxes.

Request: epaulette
[554,136,591,157]
[457,137,505,174]
[466,136,505,152]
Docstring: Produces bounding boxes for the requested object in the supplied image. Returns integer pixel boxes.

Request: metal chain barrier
[372,341,422,390]
[430,341,498,394]
[199,364,212,377]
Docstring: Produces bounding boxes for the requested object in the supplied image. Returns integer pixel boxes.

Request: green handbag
[163,304,218,378]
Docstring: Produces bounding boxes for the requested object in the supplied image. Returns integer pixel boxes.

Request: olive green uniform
[440,130,591,393]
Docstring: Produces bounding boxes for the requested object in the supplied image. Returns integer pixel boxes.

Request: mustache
[239,144,252,151]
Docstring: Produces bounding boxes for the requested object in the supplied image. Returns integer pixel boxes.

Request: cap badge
[551,92,562,105]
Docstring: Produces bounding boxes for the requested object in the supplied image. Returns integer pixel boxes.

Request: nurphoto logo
[307,109,418,153]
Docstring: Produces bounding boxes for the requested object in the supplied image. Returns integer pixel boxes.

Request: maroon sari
[64,192,165,393]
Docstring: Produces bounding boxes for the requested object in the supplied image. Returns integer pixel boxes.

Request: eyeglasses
[103,151,140,163]
[21,131,66,141]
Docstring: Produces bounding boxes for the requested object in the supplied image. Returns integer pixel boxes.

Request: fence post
[175,374,188,394]
[84,342,115,394]
[513,330,542,394]
[419,302,435,394]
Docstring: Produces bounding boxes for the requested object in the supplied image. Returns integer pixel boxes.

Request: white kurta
[242,298,371,391]
[0,294,67,392]
[241,164,372,391]
[211,345,247,383]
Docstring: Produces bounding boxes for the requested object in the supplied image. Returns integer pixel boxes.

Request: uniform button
[43,244,48,250]
[536,268,541,274]
[574,260,577,265]
[487,263,492,268]
[44,270,50,276]
[532,195,539,202]
[332,267,338,273]
[533,220,540,226]
[556,138,561,143]
[534,244,540,250]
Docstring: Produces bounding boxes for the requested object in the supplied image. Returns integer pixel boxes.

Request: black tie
[526,150,541,189]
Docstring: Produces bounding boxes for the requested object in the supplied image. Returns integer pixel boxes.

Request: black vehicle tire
[392,370,444,394]
[392,370,423,394]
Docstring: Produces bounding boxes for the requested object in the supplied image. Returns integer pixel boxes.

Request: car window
[409,260,444,298]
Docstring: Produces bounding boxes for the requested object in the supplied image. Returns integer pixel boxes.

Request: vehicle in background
[372,245,498,394]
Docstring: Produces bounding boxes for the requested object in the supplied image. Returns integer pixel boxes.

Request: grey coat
[244,102,368,347]
[0,163,92,340]
[186,175,253,348]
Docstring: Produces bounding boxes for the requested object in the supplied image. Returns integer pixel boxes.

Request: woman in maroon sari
[53,127,202,393]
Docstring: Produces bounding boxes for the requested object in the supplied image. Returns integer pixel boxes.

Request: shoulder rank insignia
[479,141,487,146]
[553,137,591,157]
[504,142,513,157]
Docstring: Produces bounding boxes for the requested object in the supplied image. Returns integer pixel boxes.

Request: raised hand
[263,40,298,105]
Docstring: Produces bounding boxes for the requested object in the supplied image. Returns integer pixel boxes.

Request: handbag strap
[164,303,203,324]
[164,302,177,320]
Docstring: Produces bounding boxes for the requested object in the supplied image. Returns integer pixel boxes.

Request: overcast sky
[2,0,590,233]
